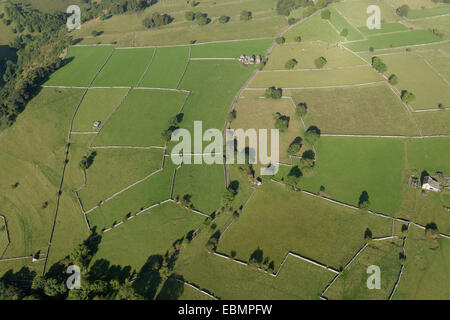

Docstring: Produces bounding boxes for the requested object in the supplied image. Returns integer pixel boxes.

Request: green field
[393,226,450,299]
[0,216,8,255]
[249,66,382,88]
[328,7,364,41]
[72,88,129,132]
[91,201,205,271]
[93,89,188,147]
[414,110,450,135]
[45,46,114,87]
[345,30,442,52]
[264,42,364,70]
[290,84,419,136]
[140,46,189,88]
[408,5,450,19]
[380,53,450,109]
[325,240,403,300]
[358,23,408,35]
[406,138,450,174]
[333,0,401,26]
[92,48,154,87]
[404,15,450,40]
[297,137,405,215]
[284,14,341,43]
[86,162,175,231]
[217,182,391,270]
[191,38,273,58]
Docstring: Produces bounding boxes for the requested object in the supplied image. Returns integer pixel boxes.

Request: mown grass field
[328,7,364,41]
[78,148,163,210]
[249,65,382,88]
[284,14,341,43]
[86,161,175,231]
[333,0,401,26]
[173,158,225,215]
[45,46,114,86]
[217,182,392,270]
[412,190,450,235]
[393,226,450,299]
[72,88,128,132]
[92,48,154,86]
[325,240,403,300]
[407,5,450,19]
[414,110,450,135]
[191,38,273,58]
[406,138,450,174]
[345,30,442,52]
[91,201,205,271]
[404,15,450,40]
[381,53,450,109]
[298,137,405,215]
[388,0,446,10]
[264,42,364,70]
[0,88,84,260]
[140,46,189,88]
[93,89,187,147]
[419,49,450,81]
[290,83,419,136]
[358,23,408,35]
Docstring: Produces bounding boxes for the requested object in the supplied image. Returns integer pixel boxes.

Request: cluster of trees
[285,58,298,69]
[185,11,210,25]
[142,12,173,29]
[161,113,184,142]
[240,10,252,21]
[0,4,70,128]
[265,86,283,99]
[248,248,275,272]
[221,181,239,211]
[79,151,97,170]
[276,36,286,44]
[80,0,156,22]
[396,5,409,17]
[273,112,290,132]
[371,56,387,73]
[287,136,302,156]
[305,125,320,145]
[276,0,332,18]
[296,102,307,117]
[401,90,416,104]
[314,56,327,68]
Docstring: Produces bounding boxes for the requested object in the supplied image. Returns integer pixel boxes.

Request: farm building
[422,176,442,192]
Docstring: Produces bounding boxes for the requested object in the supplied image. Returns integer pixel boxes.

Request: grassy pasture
[217,182,392,269]
[173,158,225,215]
[419,50,450,81]
[249,65,382,88]
[407,5,450,19]
[0,259,44,279]
[388,0,447,10]
[358,23,408,35]
[325,239,403,300]
[92,48,154,86]
[230,94,304,164]
[140,46,189,88]
[393,226,450,299]
[328,7,364,41]
[0,88,84,257]
[91,201,204,271]
[404,15,450,40]
[93,89,188,147]
[0,217,8,254]
[298,137,405,215]
[333,0,400,26]
[406,138,450,174]
[86,161,175,231]
[412,190,450,235]
[191,38,273,58]
[174,208,335,299]
[284,14,341,43]
[78,148,163,210]
[380,53,450,109]
[264,42,364,70]
[45,46,114,87]
[414,110,450,135]
[178,60,254,132]
[345,30,442,52]
[72,88,128,132]
[290,83,420,136]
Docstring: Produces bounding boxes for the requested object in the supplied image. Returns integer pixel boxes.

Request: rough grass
[388,0,447,10]
[264,42,364,70]
[93,89,188,147]
[406,138,450,174]
[380,53,450,109]
[414,110,450,135]
[191,38,273,58]
[217,182,392,270]
[298,137,405,215]
[393,226,450,300]
[92,48,154,86]
[358,23,408,35]
[45,46,114,87]
[290,83,420,136]
[249,65,382,88]
[345,30,442,52]
[72,88,128,132]
[407,5,450,19]
[325,239,403,300]
[91,201,205,271]
[418,49,450,81]
[86,161,175,231]
[328,7,364,41]
[78,148,163,210]
[404,15,450,40]
[140,46,189,88]
[284,14,341,43]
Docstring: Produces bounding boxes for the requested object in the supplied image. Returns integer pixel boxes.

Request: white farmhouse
[422,176,442,192]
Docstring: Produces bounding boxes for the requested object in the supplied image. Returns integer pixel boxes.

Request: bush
[303,6,316,17]
[287,137,302,156]
[294,35,302,42]
[143,13,173,29]
[91,30,98,37]
[273,112,290,132]
[314,56,327,68]
[218,15,230,23]
[305,126,321,144]
[240,10,252,21]
[185,11,195,21]
[296,102,307,117]
[401,90,416,104]
[396,5,409,17]
[340,28,348,37]
[388,74,398,85]
[275,36,286,44]
[288,17,297,25]
[265,86,283,99]
[321,9,331,19]
[284,58,298,69]
[371,56,387,73]
[197,14,210,25]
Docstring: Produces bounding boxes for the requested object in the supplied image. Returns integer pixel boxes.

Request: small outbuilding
[422,176,442,192]
[93,121,101,129]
